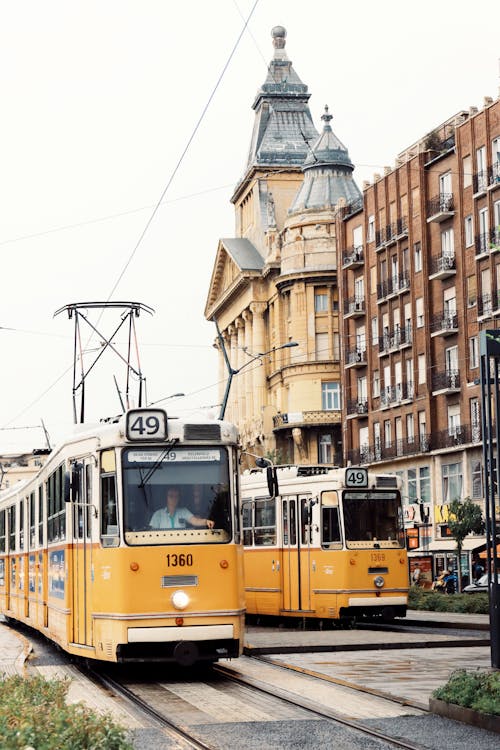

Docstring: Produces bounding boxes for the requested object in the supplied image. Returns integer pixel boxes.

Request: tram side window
[254,497,276,546]
[242,504,253,546]
[47,465,66,542]
[101,450,118,542]
[0,510,5,553]
[29,492,36,549]
[19,499,25,550]
[8,506,16,551]
[321,491,342,549]
[38,487,44,546]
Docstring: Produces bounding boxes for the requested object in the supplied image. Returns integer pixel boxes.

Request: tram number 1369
[345,467,368,487]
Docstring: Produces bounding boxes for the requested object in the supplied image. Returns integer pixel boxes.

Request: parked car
[463,573,500,594]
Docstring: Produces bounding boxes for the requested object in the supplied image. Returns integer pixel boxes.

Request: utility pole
[479,330,500,668]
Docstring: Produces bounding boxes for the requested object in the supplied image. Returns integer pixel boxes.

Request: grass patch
[0,674,133,749]
[433,669,500,716]
[408,586,490,614]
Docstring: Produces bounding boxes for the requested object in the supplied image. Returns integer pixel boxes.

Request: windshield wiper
[138,439,178,488]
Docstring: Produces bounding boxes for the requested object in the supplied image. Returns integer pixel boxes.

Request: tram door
[71,461,93,646]
[281,495,313,613]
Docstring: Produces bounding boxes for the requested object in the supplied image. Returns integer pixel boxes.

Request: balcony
[344,295,365,318]
[478,291,500,320]
[378,324,412,354]
[488,162,500,189]
[430,311,458,337]
[346,433,432,465]
[273,409,341,430]
[379,381,414,409]
[473,171,488,196]
[475,229,500,258]
[345,347,367,368]
[431,369,460,395]
[428,254,456,280]
[432,424,476,450]
[376,271,411,302]
[346,399,369,417]
[374,217,409,251]
[426,193,455,223]
[342,246,364,269]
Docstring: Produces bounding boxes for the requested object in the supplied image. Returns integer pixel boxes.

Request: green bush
[408,586,490,614]
[0,674,133,750]
[433,669,500,716]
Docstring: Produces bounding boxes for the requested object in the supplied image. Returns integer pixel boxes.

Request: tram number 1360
[345,467,368,487]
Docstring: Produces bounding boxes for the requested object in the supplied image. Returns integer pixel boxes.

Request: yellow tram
[241,464,408,624]
[0,408,245,665]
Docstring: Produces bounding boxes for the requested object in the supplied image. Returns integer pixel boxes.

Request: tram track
[82,657,432,750]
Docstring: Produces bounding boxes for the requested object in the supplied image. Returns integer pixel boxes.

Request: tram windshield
[342,491,404,549]
[122,447,232,545]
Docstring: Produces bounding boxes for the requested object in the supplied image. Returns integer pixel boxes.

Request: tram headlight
[171,590,190,610]
[374,576,385,588]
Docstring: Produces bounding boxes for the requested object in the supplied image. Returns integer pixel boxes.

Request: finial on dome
[271,26,286,50]
[321,105,333,126]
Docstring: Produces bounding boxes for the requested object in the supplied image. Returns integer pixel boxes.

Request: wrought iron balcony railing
[342,245,364,267]
[427,193,454,217]
[473,171,488,194]
[431,369,460,392]
[346,399,369,416]
[376,271,411,300]
[428,254,456,277]
[345,347,367,366]
[430,311,458,335]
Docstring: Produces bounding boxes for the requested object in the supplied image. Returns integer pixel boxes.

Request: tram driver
[150,487,215,530]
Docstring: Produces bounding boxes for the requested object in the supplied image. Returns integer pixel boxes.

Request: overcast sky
[1,0,499,452]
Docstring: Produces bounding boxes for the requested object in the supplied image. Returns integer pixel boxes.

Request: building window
[416,297,424,327]
[318,434,333,463]
[418,354,426,384]
[315,293,328,312]
[414,242,422,272]
[441,228,454,257]
[373,370,380,398]
[371,317,378,345]
[322,382,341,411]
[420,467,431,503]
[442,462,463,504]
[463,155,472,188]
[465,215,474,247]
[406,413,414,443]
[471,459,482,498]
[315,332,329,360]
[367,214,375,242]
[469,336,479,369]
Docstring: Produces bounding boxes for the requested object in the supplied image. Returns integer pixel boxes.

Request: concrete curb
[429,698,500,734]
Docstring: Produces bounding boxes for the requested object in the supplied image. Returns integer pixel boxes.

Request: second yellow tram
[241,465,408,624]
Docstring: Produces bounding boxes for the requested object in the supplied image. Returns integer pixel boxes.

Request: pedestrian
[411,565,421,586]
[472,558,484,581]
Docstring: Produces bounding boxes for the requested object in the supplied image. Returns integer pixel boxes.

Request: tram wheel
[339,617,356,629]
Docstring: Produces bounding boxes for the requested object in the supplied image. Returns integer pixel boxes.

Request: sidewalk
[0,621,31,677]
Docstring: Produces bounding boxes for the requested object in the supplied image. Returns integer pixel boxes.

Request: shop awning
[479,543,500,559]
[409,538,486,555]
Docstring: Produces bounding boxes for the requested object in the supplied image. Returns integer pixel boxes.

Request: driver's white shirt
[150,507,194,529]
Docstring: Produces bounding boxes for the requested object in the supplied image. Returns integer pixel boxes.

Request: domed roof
[288,106,362,213]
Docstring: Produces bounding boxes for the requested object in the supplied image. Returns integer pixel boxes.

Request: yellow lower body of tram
[244,546,408,623]
[1,542,245,665]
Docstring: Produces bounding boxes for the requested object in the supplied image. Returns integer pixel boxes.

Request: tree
[448,498,484,592]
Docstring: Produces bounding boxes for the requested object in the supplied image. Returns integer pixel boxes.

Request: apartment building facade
[339,97,500,582]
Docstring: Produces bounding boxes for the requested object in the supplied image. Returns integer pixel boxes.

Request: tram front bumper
[127,624,234,642]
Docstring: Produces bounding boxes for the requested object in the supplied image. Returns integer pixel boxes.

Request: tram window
[322,508,342,548]
[242,504,253,546]
[38,487,44,546]
[19,499,25,550]
[343,491,404,548]
[85,464,92,538]
[101,475,118,538]
[254,497,276,546]
[47,465,66,542]
[8,506,15,551]
[0,510,5,553]
[29,492,36,549]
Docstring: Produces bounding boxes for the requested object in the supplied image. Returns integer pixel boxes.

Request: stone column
[227,324,236,423]
[250,302,267,417]
[242,309,253,425]
[235,317,245,422]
